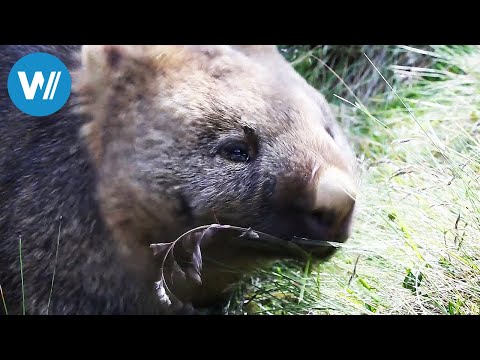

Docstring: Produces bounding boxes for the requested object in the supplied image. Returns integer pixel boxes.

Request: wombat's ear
[76,45,160,107]
[80,45,144,79]
[82,45,120,70]
[79,45,187,82]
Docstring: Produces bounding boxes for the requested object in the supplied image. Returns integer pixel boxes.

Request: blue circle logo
[7,52,72,117]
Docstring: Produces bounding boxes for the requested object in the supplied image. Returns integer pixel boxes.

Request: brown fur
[0,45,357,314]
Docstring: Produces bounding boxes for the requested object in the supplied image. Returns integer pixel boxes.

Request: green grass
[227,45,480,315]
[0,285,7,315]
[19,235,25,315]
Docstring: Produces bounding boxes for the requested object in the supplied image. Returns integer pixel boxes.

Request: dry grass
[227,45,480,315]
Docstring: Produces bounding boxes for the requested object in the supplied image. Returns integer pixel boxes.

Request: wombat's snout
[306,167,357,243]
[267,164,357,250]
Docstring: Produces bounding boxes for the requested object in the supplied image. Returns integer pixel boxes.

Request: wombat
[0,45,358,314]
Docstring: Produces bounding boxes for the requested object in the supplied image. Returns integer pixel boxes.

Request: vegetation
[227,45,480,315]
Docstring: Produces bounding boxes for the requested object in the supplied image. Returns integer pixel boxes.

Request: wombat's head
[76,45,358,266]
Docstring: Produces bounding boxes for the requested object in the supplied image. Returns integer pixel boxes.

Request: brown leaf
[239,227,260,239]
[182,233,203,285]
[150,242,173,257]
[154,279,171,306]
[171,257,186,281]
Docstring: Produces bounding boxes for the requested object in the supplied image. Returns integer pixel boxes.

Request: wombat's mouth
[151,222,349,264]
[239,207,355,260]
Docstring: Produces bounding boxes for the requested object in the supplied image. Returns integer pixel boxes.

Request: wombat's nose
[312,167,357,231]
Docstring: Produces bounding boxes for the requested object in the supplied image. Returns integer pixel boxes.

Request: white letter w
[17,71,62,100]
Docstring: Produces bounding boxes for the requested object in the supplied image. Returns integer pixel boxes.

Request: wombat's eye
[218,141,250,163]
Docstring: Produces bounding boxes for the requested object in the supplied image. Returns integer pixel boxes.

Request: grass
[0,285,7,315]
[46,216,63,315]
[19,235,25,315]
[226,45,480,315]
